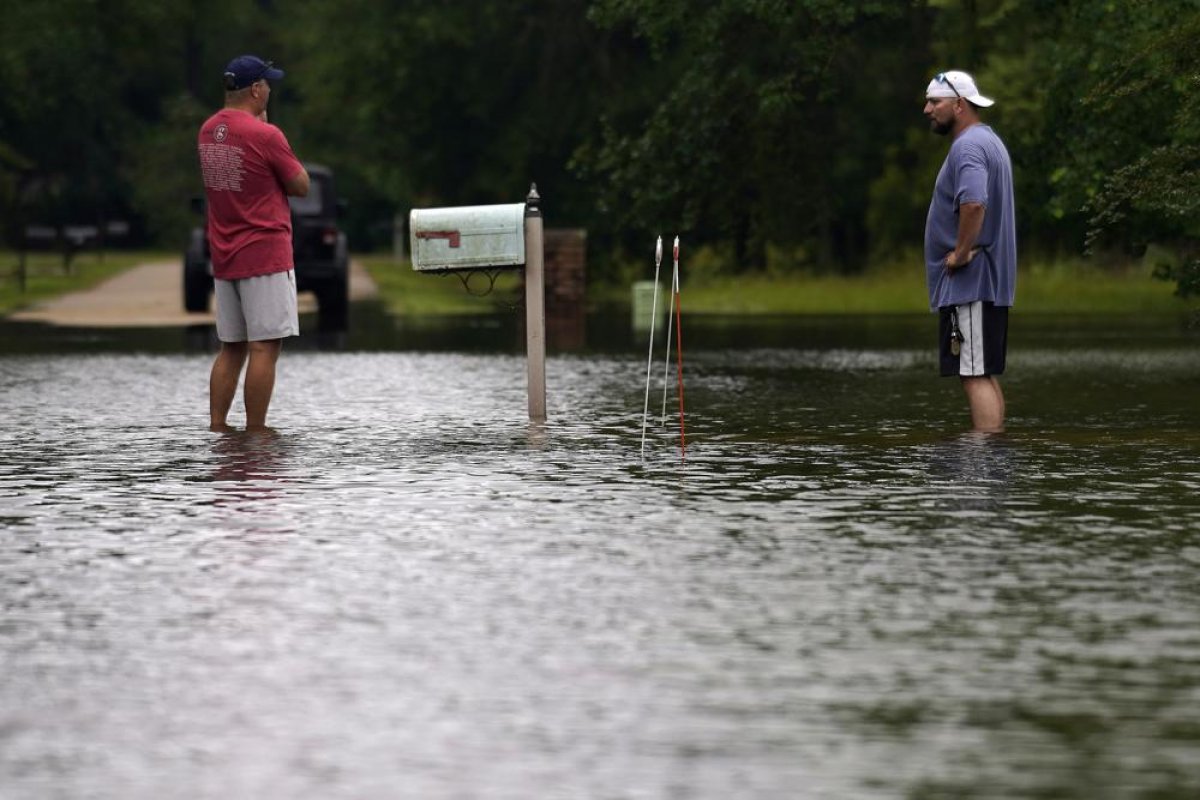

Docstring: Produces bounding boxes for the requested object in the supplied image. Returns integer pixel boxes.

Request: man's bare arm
[283,167,310,198]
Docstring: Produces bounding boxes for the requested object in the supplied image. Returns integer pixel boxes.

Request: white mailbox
[406,184,546,423]
[409,202,526,272]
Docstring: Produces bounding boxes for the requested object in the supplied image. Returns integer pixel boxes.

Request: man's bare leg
[210,342,248,431]
[961,376,1005,433]
[244,339,283,430]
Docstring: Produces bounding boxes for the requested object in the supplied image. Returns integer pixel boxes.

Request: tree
[580,0,920,271]
[0,0,287,246]
[3,0,1194,291]
[283,0,609,238]
[1078,1,1200,297]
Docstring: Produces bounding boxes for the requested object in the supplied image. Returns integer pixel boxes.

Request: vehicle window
[288,179,323,215]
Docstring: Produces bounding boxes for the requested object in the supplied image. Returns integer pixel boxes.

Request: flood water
[2,305,1198,799]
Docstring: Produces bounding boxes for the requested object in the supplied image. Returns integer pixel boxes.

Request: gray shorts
[214,270,300,342]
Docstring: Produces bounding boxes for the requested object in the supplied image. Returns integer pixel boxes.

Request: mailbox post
[524,186,546,422]
[409,184,547,422]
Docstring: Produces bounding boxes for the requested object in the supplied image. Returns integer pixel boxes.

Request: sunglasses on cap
[935,72,962,99]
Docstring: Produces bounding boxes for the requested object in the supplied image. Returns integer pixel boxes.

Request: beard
[929,116,953,136]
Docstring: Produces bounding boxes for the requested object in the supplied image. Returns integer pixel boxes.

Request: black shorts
[939,301,1008,377]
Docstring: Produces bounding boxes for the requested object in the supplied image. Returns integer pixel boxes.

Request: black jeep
[184,162,350,328]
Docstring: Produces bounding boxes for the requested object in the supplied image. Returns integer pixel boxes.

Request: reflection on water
[210,429,293,512]
[0,312,1198,799]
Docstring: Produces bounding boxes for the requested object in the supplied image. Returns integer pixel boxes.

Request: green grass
[0,250,172,315]
[675,270,929,314]
[674,266,1187,315]
[357,253,1196,318]
[4,249,1191,320]
[1014,261,1188,313]
[606,256,1193,316]
[359,254,523,315]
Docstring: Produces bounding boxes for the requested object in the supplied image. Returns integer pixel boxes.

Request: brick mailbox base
[524,228,586,349]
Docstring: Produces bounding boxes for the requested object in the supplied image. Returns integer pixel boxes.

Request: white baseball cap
[925,70,994,107]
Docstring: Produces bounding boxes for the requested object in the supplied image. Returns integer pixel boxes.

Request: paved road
[9,260,377,328]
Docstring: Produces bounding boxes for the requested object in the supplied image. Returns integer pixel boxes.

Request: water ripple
[1,346,1198,799]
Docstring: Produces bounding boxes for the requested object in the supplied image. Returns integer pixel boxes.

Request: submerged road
[8,259,377,328]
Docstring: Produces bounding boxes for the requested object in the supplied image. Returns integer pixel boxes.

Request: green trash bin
[631,280,666,332]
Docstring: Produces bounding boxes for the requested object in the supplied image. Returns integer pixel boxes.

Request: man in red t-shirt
[198,54,309,432]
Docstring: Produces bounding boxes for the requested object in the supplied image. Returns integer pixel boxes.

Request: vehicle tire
[183,229,211,312]
[317,276,349,331]
[183,257,210,312]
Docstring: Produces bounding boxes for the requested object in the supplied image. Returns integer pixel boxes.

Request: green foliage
[122,94,210,243]
[1153,257,1200,299]
[1,0,1198,297]
[867,0,1080,255]
[581,0,918,270]
[865,129,946,258]
[0,0,274,241]
[1064,1,1200,297]
[284,0,606,226]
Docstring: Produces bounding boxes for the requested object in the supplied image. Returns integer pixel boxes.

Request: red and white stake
[660,236,686,458]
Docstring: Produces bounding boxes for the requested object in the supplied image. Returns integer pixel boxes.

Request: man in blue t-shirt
[923,70,1016,433]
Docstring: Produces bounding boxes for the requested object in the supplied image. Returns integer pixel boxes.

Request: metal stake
[641,236,663,457]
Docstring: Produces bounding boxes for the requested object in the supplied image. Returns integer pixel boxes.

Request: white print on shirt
[199,142,245,192]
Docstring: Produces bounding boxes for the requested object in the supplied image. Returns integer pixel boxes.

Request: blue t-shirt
[924,124,1017,310]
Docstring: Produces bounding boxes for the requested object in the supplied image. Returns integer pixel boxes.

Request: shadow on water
[209,427,291,486]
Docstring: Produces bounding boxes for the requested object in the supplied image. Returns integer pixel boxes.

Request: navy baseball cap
[223,55,285,90]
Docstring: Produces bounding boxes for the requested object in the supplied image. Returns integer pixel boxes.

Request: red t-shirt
[197,109,306,280]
